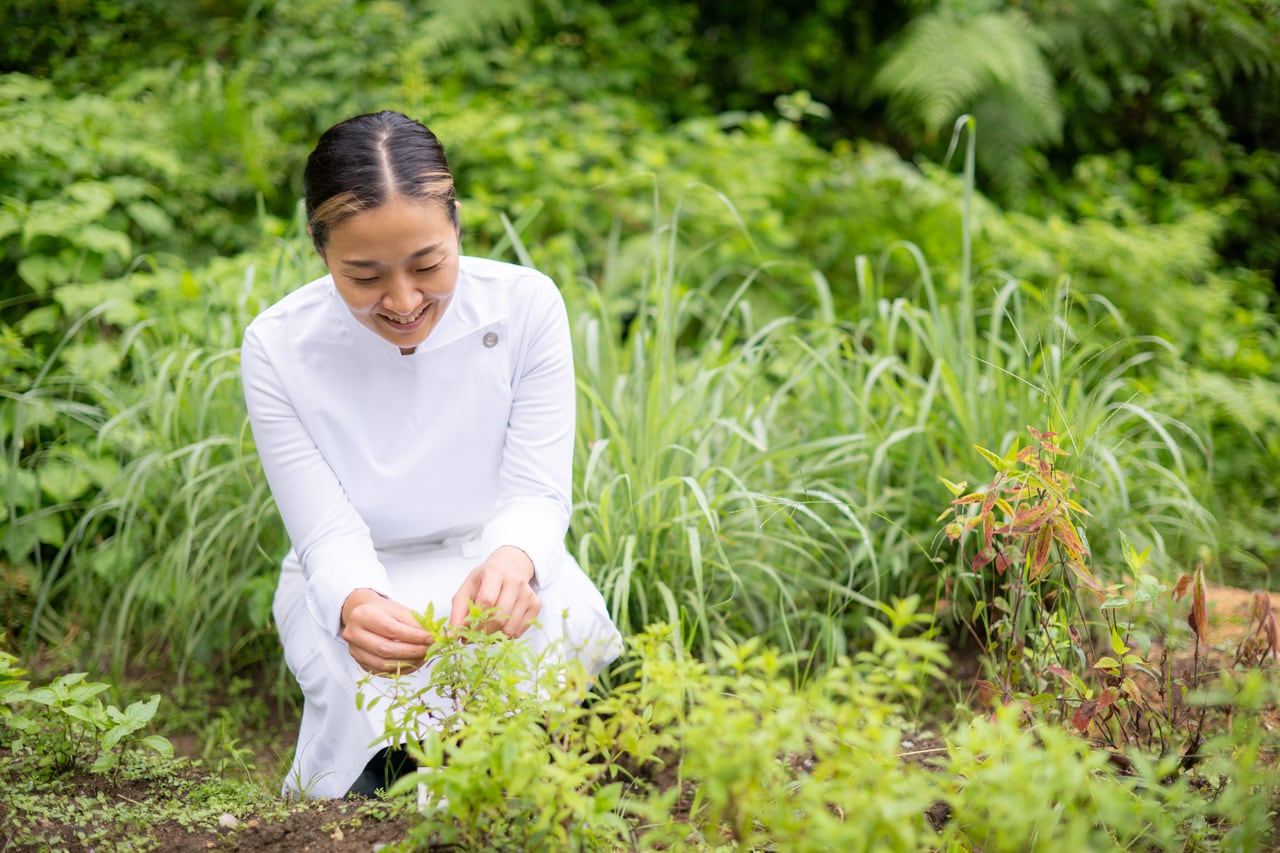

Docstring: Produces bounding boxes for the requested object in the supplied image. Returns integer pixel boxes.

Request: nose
[381,273,423,316]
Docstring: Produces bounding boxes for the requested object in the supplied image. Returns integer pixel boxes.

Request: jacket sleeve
[479,278,575,588]
[240,324,392,636]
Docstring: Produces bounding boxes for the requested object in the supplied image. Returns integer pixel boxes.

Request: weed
[0,646,172,778]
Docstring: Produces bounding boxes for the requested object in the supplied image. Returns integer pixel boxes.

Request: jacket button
[483,331,499,347]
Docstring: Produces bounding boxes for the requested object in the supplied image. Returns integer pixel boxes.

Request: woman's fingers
[341,590,433,674]
[347,629,431,675]
[449,551,541,638]
[492,587,540,637]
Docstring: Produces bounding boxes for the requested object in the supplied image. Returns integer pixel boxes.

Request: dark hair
[303,110,459,252]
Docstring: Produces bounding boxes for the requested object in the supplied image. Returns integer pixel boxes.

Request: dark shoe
[344,746,418,798]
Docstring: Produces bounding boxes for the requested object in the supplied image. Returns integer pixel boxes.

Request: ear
[308,226,328,265]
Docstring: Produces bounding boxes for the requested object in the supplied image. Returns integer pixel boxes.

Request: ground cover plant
[2,1,1279,849]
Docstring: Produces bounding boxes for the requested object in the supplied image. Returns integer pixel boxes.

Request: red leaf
[1031,524,1053,578]
[1072,699,1097,733]
[1066,559,1103,593]
[1046,666,1075,686]
[1172,574,1192,601]
[1052,517,1088,559]
[1004,501,1053,535]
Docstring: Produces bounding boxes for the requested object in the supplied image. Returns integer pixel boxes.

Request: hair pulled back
[304,110,458,252]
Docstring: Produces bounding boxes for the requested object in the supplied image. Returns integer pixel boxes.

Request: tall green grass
[556,212,877,674]
[549,125,1219,672]
[6,247,305,675]
[3,159,1223,679]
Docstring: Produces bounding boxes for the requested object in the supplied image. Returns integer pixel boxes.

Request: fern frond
[409,0,546,54]
[872,10,1063,148]
[1132,0,1278,81]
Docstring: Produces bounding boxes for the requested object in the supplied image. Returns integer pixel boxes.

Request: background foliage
[0,0,1276,676]
[1,1,1277,848]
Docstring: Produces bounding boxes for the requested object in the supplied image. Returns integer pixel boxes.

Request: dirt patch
[198,801,412,852]
[0,759,414,852]
[1203,582,1279,648]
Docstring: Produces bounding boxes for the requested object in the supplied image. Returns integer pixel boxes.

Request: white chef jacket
[241,256,621,798]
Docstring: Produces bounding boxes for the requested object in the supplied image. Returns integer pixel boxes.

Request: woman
[241,110,622,799]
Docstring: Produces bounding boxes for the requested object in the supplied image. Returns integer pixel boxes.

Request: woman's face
[321,195,460,353]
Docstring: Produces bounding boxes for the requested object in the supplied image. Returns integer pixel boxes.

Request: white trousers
[273,540,622,799]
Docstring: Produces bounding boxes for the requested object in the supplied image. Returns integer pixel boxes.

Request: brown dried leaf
[1188,564,1208,643]
[1265,611,1278,662]
[1072,699,1097,733]
[1252,590,1272,623]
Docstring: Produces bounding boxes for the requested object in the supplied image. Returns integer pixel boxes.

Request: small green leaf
[141,734,173,758]
[970,599,986,623]
[21,686,57,706]
[101,725,131,752]
[16,305,60,336]
[1118,531,1150,571]
[1093,656,1120,671]
[1101,597,1130,610]
[973,443,1011,472]
[122,694,161,726]
[38,462,94,502]
[17,255,70,292]
[67,680,110,703]
[90,750,119,774]
[61,704,100,725]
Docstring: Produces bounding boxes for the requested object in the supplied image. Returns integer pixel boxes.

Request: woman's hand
[449,545,541,638]
[341,588,434,675]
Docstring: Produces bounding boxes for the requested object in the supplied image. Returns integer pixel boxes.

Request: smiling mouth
[380,305,427,327]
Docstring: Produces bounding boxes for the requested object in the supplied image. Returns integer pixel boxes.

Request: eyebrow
[339,244,445,268]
